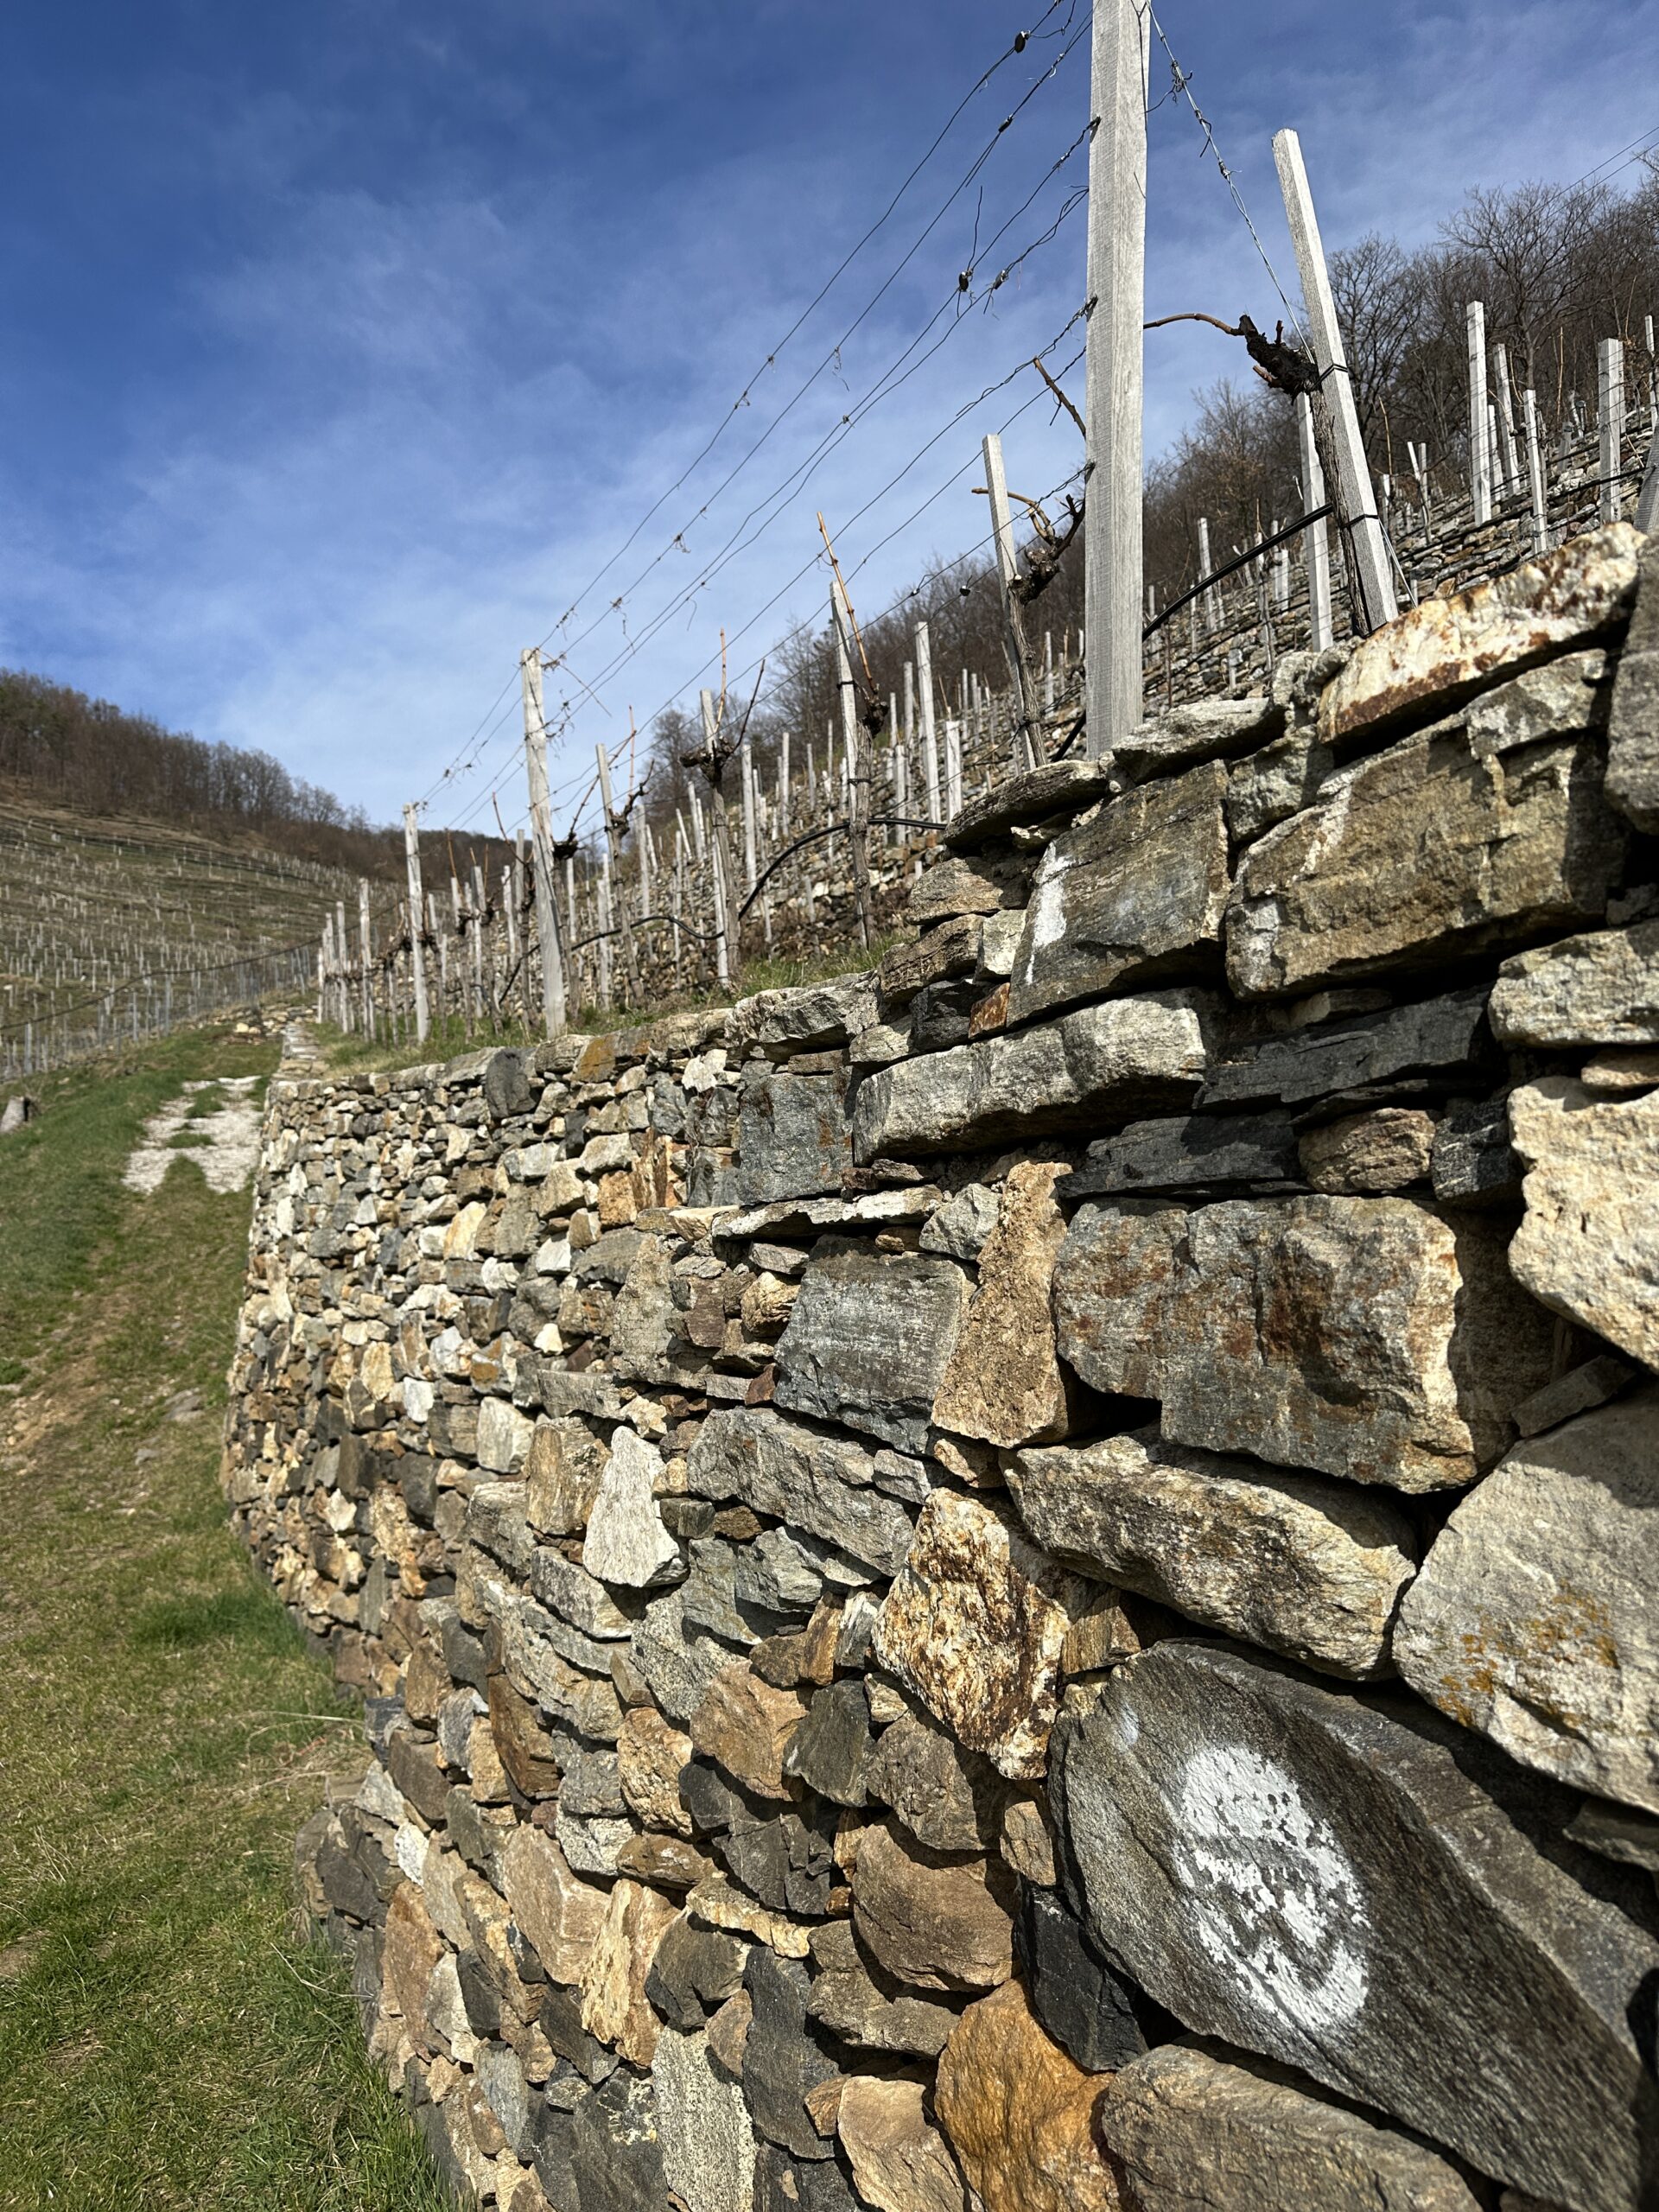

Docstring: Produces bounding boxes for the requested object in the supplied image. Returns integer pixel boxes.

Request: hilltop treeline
[0,668,404,875]
[639,166,1659,828]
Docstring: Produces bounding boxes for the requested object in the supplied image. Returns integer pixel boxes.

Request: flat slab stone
[1050,1640,1659,2212]
[1008,1427,1416,1679]
[715,1185,941,1243]
[1230,664,1626,1000]
[1319,522,1640,749]
[772,1243,970,1452]
[853,994,1207,1162]
[905,853,1030,925]
[1115,696,1282,783]
[805,1918,960,2057]
[849,1817,1016,1993]
[1201,988,1494,1111]
[932,1162,1071,1448]
[934,1977,1122,2212]
[1395,1389,1659,1811]
[943,759,1113,851]
[1101,2038,1483,2212]
[862,1710,1008,1853]
[874,1491,1093,1780]
[684,1407,917,1577]
[1058,1110,1301,1200]
[1489,919,1659,1046]
[1508,1077,1659,1369]
[1053,1197,1555,1490]
[836,2077,966,2212]
[1007,761,1230,1025]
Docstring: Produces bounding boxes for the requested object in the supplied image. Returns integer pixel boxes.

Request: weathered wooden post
[1493,343,1521,495]
[830,577,875,948]
[1599,338,1626,524]
[1296,394,1334,651]
[519,648,567,1039]
[1273,130,1397,632]
[1466,303,1493,525]
[594,741,640,1008]
[982,431,1041,772]
[1522,389,1550,555]
[359,878,374,1039]
[1084,0,1149,761]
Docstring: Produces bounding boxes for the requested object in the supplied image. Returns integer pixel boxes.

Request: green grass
[0,1022,448,2211]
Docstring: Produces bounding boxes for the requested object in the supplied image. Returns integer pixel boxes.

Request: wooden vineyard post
[916,620,941,824]
[1523,388,1550,555]
[1273,130,1397,633]
[358,878,374,1039]
[1084,0,1149,760]
[520,649,568,1039]
[1296,393,1334,651]
[830,576,875,950]
[595,741,640,1009]
[1599,338,1626,524]
[1493,342,1521,495]
[1466,303,1493,526]
[982,432,1041,772]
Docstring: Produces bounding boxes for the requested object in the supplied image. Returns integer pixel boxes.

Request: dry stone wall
[225,519,1659,2212]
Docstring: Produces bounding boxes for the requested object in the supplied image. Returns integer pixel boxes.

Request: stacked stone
[226,519,1659,2212]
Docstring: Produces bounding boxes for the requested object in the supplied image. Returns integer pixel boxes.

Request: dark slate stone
[944,758,1115,851]
[1050,1641,1659,2212]
[385,1731,450,1827]
[772,1241,969,1453]
[644,1916,749,2030]
[737,1064,855,1206]
[1430,1092,1523,1209]
[446,1788,501,1882]
[1015,1885,1147,2073]
[753,2145,860,2212]
[412,2099,472,2202]
[315,1834,381,1924]
[1058,1110,1303,1202]
[570,1229,647,1287]
[349,1925,381,2034]
[680,1755,750,1837]
[743,1947,840,2161]
[484,1048,535,1118]
[782,1681,872,1808]
[399,1452,441,1524]
[455,1948,502,2037]
[529,2101,581,2212]
[538,1982,618,2084]
[907,978,979,1052]
[439,1608,487,1691]
[1200,988,1496,1110]
[564,2063,671,2212]
[335,1428,379,1499]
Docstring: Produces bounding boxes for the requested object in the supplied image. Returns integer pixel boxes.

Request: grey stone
[644,1915,748,2030]
[1490,920,1659,1047]
[652,2026,756,2212]
[1225,728,1335,843]
[944,758,1114,850]
[782,1681,873,1807]
[539,1980,620,2083]
[556,1744,626,1818]
[1059,1110,1302,1201]
[862,1710,1008,1853]
[1395,1389,1659,1811]
[611,1234,677,1382]
[530,1546,636,1638]
[685,1407,918,1577]
[1566,1796,1659,1874]
[1014,1885,1147,2075]
[1101,2039,1484,2212]
[582,1427,683,1591]
[742,1947,839,2161]
[1053,1197,1555,1490]
[1007,761,1230,1024]
[475,2042,537,2160]
[680,1540,760,1649]
[563,2066,671,2212]
[1508,1077,1659,1369]
[632,1587,733,1727]
[1050,1640,1659,2212]
[1229,670,1626,998]
[805,1917,960,2058]
[1430,1093,1522,1208]
[1201,988,1495,1112]
[727,976,873,1059]
[773,1243,970,1453]
[733,1527,826,1621]
[714,1185,940,1244]
[1606,534,1659,832]
[905,853,1030,925]
[1514,1353,1637,1437]
[737,1064,855,1206]
[1009,1427,1416,1679]
[853,993,1208,1162]
[484,1048,535,1118]
[1116,696,1283,782]
[556,1807,636,1877]
[753,2145,858,2212]
[918,1182,1000,1261]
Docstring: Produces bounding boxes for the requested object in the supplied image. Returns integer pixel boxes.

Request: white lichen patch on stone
[123,1076,262,1194]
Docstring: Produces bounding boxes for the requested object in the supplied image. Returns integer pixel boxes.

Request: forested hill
[0,667,401,877]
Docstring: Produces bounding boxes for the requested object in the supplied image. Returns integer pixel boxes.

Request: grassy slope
[0,1024,446,2211]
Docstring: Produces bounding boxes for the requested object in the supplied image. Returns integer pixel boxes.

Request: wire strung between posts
[1144,503,1335,638]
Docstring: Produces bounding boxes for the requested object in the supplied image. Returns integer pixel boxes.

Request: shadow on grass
[129,1586,295,1653]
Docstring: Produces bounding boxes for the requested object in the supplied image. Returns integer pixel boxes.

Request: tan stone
[1582,1047,1659,1092]
[936,1980,1120,2212]
[705,1988,753,2078]
[486,1672,563,1799]
[874,1491,1092,1779]
[1319,522,1640,748]
[1230,682,1625,1000]
[685,1873,814,1958]
[524,1416,607,1535]
[1000,1798,1058,1885]
[932,1164,1071,1447]
[499,1824,607,1985]
[836,2078,966,2212]
[1509,1078,1659,1370]
[1490,919,1659,1047]
[850,1818,1015,1993]
[578,1878,678,2065]
[1298,1108,1436,1194]
[381,1882,445,2055]
[613,1832,712,1891]
[690,1661,810,1801]
[617,1706,695,1836]
[597,1169,638,1228]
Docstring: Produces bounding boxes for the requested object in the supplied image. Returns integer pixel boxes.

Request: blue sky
[2,0,1655,838]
